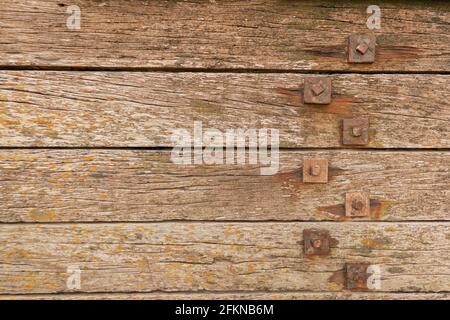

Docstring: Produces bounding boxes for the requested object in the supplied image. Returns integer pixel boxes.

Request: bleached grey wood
[0,222,449,294]
[0,72,448,148]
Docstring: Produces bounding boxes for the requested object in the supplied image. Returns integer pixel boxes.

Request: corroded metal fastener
[348,34,376,63]
[342,118,369,146]
[345,192,370,217]
[345,262,371,290]
[311,83,325,96]
[303,158,328,183]
[352,126,362,137]
[304,77,332,105]
[309,164,321,176]
[356,42,369,55]
[303,229,331,256]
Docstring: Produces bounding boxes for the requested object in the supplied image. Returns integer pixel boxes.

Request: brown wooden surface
[1,222,449,294]
[0,1,448,71]
[0,72,449,148]
[0,0,449,300]
[0,150,448,223]
[1,292,449,300]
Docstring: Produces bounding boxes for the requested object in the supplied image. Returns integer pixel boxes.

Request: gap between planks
[2,221,450,226]
[1,290,450,297]
[0,147,449,152]
[0,66,450,75]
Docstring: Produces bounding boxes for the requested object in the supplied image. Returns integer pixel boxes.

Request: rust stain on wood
[370,199,391,220]
[274,87,303,105]
[378,46,421,60]
[328,269,346,290]
[317,198,392,221]
[321,96,354,115]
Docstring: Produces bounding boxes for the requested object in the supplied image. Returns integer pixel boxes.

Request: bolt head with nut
[303,159,328,183]
[343,118,369,146]
[312,239,322,248]
[310,164,321,176]
[304,77,332,105]
[345,192,370,217]
[346,263,371,290]
[348,34,376,63]
[352,199,364,211]
[303,229,331,256]
[356,42,369,55]
[352,126,362,137]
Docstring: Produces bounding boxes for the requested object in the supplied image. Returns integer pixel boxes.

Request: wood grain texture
[1,222,449,294]
[1,292,449,300]
[0,1,448,71]
[0,150,448,222]
[0,72,449,148]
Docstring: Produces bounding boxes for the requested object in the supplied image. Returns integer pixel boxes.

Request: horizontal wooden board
[0,72,449,148]
[1,292,449,300]
[0,1,448,71]
[1,222,449,294]
[0,150,448,222]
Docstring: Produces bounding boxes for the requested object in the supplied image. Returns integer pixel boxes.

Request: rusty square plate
[348,34,376,63]
[346,262,370,290]
[304,77,332,104]
[345,192,370,217]
[303,229,331,256]
[303,158,328,183]
[342,118,369,145]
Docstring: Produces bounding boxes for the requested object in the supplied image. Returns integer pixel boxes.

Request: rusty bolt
[348,34,376,63]
[342,118,369,145]
[311,83,325,96]
[356,42,369,55]
[303,159,328,183]
[345,192,370,217]
[309,164,321,176]
[303,229,330,255]
[346,262,371,290]
[312,239,322,248]
[352,199,364,211]
[303,77,332,105]
[352,126,362,137]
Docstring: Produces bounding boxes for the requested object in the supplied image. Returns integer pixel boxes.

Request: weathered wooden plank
[0,150,448,222]
[1,292,449,300]
[1,222,449,293]
[0,72,449,148]
[0,1,448,71]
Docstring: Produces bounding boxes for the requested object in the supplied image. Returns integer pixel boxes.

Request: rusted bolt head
[356,42,369,55]
[352,126,362,137]
[309,164,321,176]
[352,199,364,211]
[304,77,332,104]
[312,239,322,248]
[311,83,325,96]
[343,118,369,146]
[348,34,376,64]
